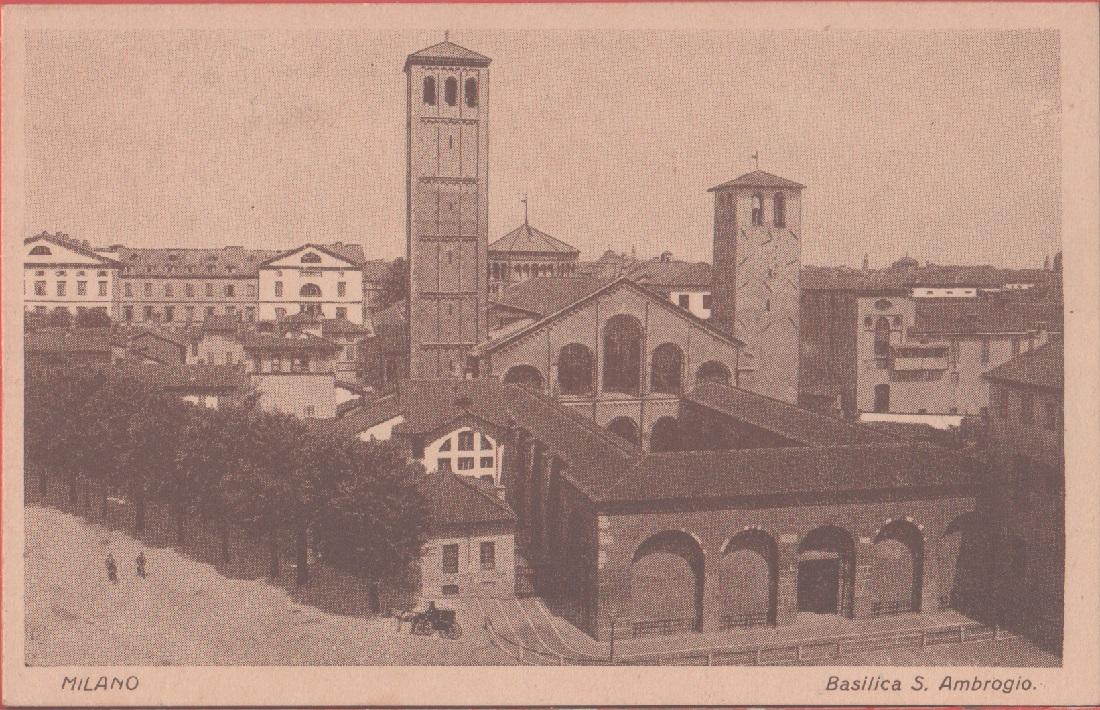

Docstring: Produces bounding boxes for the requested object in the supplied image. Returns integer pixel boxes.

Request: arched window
[874,316,891,356]
[650,416,681,452]
[603,314,643,395]
[751,194,764,226]
[695,360,732,386]
[607,416,640,445]
[503,364,543,391]
[558,343,594,396]
[444,76,458,106]
[773,192,786,227]
[299,283,322,297]
[422,76,437,105]
[301,252,321,264]
[29,245,52,256]
[464,77,478,107]
[650,343,684,394]
[630,531,704,632]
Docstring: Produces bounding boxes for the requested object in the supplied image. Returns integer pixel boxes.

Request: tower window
[423,76,437,105]
[464,77,478,107]
[751,194,764,226]
[773,192,786,227]
[444,77,458,106]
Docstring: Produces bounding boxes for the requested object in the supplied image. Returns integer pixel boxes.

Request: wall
[419,527,515,600]
[24,239,117,315]
[251,373,337,418]
[116,276,257,324]
[257,249,365,324]
[667,290,712,320]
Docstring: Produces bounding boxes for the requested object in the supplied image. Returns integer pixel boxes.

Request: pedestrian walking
[105,553,118,584]
[135,551,146,579]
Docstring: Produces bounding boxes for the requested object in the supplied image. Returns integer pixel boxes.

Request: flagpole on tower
[521,194,528,226]
[752,150,760,171]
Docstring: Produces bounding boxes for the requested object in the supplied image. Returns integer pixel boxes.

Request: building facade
[405,40,491,379]
[23,233,119,317]
[488,220,581,296]
[709,170,804,404]
[257,244,367,324]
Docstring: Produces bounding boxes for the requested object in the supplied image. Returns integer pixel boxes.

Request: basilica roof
[708,169,805,192]
[488,222,580,256]
[984,341,1063,391]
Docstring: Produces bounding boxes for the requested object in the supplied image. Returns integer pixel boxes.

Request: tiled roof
[25,328,115,353]
[800,264,1062,292]
[419,473,515,532]
[321,317,365,336]
[626,260,712,288]
[686,382,891,446]
[405,40,491,69]
[984,341,1063,391]
[490,276,611,318]
[362,259,393,283]
[108,246,280,278]
[25,232,121,264]
[603,443,977,504]
[910,300,1062,335]
[489,223,579,256]
[261,243,366,268]
[238,332,337,353]
[708,170,806,192]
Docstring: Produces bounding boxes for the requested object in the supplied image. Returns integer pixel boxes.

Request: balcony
[889,344,949,372]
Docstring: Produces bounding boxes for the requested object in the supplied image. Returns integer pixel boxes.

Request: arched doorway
[871,520,924,615]
[629,531,704,634]
[650,343,684,394]
[603,314,643,395]
[649,416,681,452]
[797,526,855,616]
[606,416,640,445]
[718,530,778,627]
[558,343,594,396]
[938,512,983,613]
[503,364,543,391]
[696,360,732,386]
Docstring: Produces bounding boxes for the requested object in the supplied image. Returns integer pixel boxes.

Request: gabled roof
[479,276,744,355]
[259,243,366,268]
[708,170,805,192]
[419,473,515,532]
[491,277,612,319]
[405,40,491,70]
[626,260,713,288]
[909,300,1062,335]
[686,382,891,447]
[25,232,120,265]
[108,246,279,278]
[488,222,579,256]
[984,341,1063,391]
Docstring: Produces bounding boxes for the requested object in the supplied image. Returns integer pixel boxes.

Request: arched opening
[650,343,684,394]
[29,245,52,256]
[719,530,778,627]
[751,194,764,226]
[871,520,924,615]
[649,416,681,453]
[874,316,891,356]
[937,512,984,614]
[503,365,543,391]
[299,283,322,297]
[425,427,500,484]
[422,76,437,105]
[606,416,640,445]
[464,77,478,107]
[558,343,594,396]
[696,360,732,386]
[603,315,643,395]
[444,76,458,106]
[773,192,786,227]
[874,383,891,413]
[629,531,704,634]
[301,252,322,264]
[797,526,855,616]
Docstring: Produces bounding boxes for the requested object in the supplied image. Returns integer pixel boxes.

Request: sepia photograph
[2,3,1098,707]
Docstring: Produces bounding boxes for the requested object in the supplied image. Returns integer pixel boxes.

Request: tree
[47,308,72,329]
[75,308,112,328]
[1053,251,1062,273]
[117,384,189,533]
[313,438,429,594]
[376,258,408,310]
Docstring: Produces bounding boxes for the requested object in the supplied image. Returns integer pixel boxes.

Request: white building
[257,243,367,324]
[23,233,119,317]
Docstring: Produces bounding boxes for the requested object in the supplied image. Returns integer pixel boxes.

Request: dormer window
[423,76,437,106]
[301,252,321,264]
[464,78,478,107]
[773,192,786,227]
[444,76,458,106]
[751,194,764,226]
[29,245,52,256]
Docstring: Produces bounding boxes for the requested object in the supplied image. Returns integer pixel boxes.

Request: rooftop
[489,222,580,256]
[490,276,611,318]
[708,170,806,192]
[419,473,515,532]
[909,299,1062,335]
[984,341,1063,391]
[626,260,713,288]
[405,40,491,70]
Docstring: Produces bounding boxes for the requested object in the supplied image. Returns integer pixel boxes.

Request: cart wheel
[444,623,463,640]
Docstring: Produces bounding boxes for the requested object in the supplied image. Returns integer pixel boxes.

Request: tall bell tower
[709,169,804,403]
[405,39,491,379]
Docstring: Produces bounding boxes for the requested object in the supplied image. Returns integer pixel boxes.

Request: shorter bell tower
[709,169,804,403]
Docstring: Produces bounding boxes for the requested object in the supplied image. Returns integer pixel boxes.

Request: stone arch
[503,364,543,391]
[871,519,925,615]
[299,283,322,297]
[422,75,436,105]
[650,342,684,394]
[696,360,732,386]
[444,76,458,106]
[558,343,595,396]
[649,416,681,452]
[629,530,705,633]
[797,526,855,616]
[603,314,643,395]
[606,416,640,445]
[718,529,778,626]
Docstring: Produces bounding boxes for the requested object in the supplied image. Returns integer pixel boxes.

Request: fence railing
[871,599,914,617]
[632,618,694,637]
[719,612,769,630]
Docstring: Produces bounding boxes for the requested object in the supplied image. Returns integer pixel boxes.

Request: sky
[23,28,1061,268]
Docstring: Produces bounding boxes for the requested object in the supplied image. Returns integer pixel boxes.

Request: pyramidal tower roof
[489,222,580,255]
[405,40,491,71]
[707,170,805,192]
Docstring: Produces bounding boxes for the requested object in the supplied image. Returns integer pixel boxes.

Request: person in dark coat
[135,551,146,578]
[105,553,118,584]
